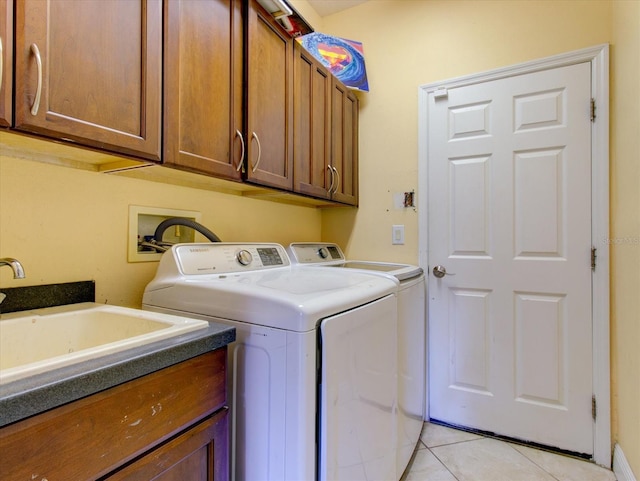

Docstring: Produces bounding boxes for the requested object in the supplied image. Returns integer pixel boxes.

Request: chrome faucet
[0,258,26,279]
[0,258,26,305]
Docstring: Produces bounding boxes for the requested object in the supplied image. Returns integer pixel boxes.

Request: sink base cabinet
[0,349,228,481]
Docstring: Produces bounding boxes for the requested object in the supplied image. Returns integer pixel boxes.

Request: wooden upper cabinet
[331,78,359,206]
[0,0,12,127]
[293,41,359,205]
[293,42,332,199]
[245,0,293,191]
[13,0,162,161]
[163,0,243,181]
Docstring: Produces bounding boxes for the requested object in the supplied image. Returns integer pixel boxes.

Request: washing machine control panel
[172,243,290,275]
[287,243,345,264]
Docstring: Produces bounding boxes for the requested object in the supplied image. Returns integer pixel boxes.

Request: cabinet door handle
[235,129,245,172]
[0,37,3,93]
[251,132,262,172]
[331,166,340,194]
[30,43,43,116]
[327,165,335,194]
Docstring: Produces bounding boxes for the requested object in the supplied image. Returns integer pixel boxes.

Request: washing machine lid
[324,261,423,281]
[287,242,423,281]
[143,243,397,332]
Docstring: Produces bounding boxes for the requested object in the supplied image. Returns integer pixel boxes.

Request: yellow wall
[611,0,640,476]
[315,0,612,263]
[0,151,321,307]
[294,0,638,473]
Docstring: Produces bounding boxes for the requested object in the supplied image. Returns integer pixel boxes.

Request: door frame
[417,44,610,467]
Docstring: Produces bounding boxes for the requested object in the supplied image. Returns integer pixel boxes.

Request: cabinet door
[0,0,12,127]
[293,42,331,199]
[14,0,162,160]
[105,409,229,481]
[331,78,359,205]
[245,0,293,190]
[164,0,243,181]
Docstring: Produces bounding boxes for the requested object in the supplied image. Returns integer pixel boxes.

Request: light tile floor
[401,422,617,481]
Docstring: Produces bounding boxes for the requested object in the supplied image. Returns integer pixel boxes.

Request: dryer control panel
[171,243,290,275]
[287,243,345,264]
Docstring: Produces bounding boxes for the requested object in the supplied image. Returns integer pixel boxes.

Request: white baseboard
[614,444,637,481]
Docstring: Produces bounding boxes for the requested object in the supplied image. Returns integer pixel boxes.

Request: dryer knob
[236,249,253,266]
[318,247,329,259]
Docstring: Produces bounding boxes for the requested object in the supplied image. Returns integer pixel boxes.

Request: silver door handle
[251,132,262,172]
[30,43,43,116]
[433,265,454,278]
[326,165,335,193]
[331,166,340,194]
[235,129,245,172]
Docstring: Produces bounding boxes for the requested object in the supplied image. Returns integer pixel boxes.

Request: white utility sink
[0,303,208,384]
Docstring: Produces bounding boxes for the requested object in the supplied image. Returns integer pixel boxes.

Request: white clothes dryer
[143,243,399,481]
[287,242,426,480]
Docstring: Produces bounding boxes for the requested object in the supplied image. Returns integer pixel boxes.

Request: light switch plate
[392,225,405,245]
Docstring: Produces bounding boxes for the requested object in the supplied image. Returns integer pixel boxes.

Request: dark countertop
[0,280,95,314]
[0,315,235,428]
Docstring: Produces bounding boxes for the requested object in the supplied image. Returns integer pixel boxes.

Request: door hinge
[591,247,597,271]
[590,98,596,122]
[592,395,597,421]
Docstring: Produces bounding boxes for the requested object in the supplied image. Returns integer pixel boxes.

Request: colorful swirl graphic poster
[297,32,369,92]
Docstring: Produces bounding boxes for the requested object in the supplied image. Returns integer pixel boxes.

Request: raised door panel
[245,0,293,190]
[331,79,358,205]
[0,0,12,127]
[105,409,229,481]
[14,0,162,160]
[293,42,331,199]
[164,0,243,181]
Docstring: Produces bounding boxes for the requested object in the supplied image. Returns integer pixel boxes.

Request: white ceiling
[306,0,368,17]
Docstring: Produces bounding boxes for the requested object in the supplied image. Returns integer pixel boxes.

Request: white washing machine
[142,243,399,481]
[287,242,426,480]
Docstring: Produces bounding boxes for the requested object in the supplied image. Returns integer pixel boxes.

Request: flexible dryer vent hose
[153,217,222,243]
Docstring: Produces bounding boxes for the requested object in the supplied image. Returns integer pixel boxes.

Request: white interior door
[426,62,593,455]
